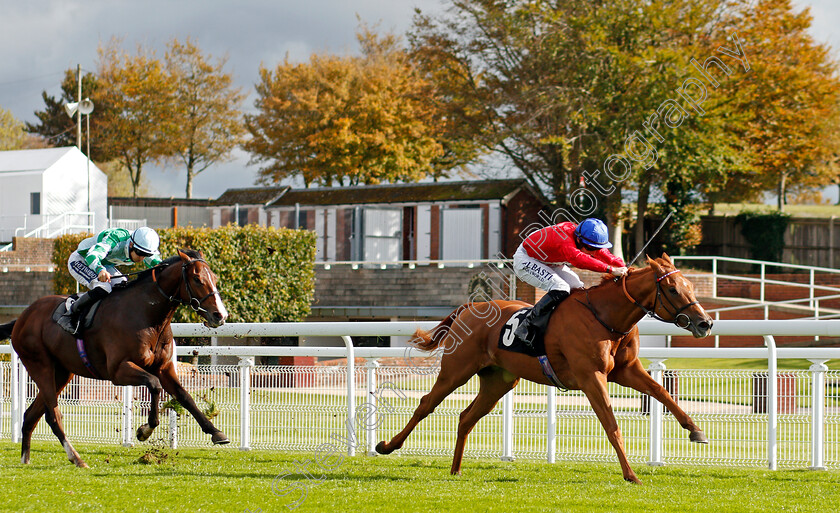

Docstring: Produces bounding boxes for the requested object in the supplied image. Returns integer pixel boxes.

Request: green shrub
[53,225,316,323]
[735,210,791,263]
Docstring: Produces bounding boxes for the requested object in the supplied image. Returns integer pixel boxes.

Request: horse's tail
[410,307,462,352]
[0,319,15,341]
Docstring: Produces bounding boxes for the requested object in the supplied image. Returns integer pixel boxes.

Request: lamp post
[64,98,95,213]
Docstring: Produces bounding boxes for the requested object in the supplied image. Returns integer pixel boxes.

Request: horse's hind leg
[450,367,518,475]
[24,362,87,468]
[611,360,707,443]
[21,367,72,464]
[21,394,45,464]
[376,359,480,455]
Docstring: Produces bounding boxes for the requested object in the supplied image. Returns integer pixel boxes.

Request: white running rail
[2,319,840,471]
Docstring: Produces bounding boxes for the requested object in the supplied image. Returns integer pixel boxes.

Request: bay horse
[376,254,713,484]
[0,249,229,467]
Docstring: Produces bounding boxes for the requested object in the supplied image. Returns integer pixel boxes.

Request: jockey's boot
[57,287,108,335]
[513,289,570,348]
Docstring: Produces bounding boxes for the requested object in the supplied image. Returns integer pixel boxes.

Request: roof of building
[261,179,544,208]
[0,147,76,173]
[214,186,291,206]
[108,197,214,207]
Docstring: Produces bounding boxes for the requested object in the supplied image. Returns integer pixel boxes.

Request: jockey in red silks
[512,218,628,347]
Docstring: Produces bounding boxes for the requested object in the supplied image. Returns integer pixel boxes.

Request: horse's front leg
[111,361,162,442]
[577,371,641,484]
[611,359,707,443]
[157,361,229,444]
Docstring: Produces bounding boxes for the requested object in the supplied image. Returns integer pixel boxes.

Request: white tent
[0,147,107,241]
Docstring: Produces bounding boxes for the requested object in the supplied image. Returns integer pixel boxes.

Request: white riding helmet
[131,227,160,256]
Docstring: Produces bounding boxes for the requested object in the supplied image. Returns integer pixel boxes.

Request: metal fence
[2,320,840,471]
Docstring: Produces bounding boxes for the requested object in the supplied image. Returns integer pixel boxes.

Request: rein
[151,259,222,314]
[581,267,699,336]
[621,269,698,328]
[577,290,631,336]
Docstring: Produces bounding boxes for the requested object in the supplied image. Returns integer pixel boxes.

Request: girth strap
[538,355,569,392]
[76,338,101,379]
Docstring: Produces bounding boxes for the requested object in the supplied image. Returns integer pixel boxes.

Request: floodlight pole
[76,64,82,150]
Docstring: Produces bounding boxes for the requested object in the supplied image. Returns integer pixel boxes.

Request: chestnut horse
[376,254,713,484]
[0,249,229,467]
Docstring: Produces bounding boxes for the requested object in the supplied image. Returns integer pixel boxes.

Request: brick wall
[718,274,840,309]
[311,266,704,308]
[0,271,54,306]
[0,238,54,270]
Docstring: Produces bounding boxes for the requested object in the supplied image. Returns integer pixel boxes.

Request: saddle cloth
[497,307,545,357]
[51,294,103,334]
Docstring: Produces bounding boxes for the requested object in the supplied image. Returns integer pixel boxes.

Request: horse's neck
[131,269,181,327]
[586,269,657,334]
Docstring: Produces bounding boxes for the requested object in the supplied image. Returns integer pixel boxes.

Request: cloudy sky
[0,0,837,199]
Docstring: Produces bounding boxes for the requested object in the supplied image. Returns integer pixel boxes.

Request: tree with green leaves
[408,0,748,254]
[165,38,246,198]
[25,68,116,160]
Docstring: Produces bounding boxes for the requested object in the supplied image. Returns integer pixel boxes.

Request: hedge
[52,225,317,323]
[734,210,791,264]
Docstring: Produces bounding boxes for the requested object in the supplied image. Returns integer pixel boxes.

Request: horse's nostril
[698,321,711,331]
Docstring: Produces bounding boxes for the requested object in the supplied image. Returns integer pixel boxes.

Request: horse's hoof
[624,475,642,485]
[690,430,709,444]
[375,441,391,455]
[77,461,90,469]
[211,432,230,445]
[136,424,154,442]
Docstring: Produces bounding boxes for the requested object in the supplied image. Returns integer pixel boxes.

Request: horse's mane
[113,249,203,291]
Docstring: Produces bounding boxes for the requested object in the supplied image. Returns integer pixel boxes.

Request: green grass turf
[1,440,839,513]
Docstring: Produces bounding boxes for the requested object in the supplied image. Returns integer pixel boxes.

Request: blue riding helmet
[574,218,612,249]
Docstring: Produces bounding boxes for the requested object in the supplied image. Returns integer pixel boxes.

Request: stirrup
[57,314,80,335]
[513,321,534,346]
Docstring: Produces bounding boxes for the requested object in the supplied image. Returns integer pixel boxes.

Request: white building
[0,147,107,242]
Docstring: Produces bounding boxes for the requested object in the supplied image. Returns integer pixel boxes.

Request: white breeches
[513,245,585,293]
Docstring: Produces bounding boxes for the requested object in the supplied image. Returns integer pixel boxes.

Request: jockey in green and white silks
[58,227,162,334]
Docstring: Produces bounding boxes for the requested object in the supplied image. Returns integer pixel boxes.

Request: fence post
[238,356,255,451]
[808,359,828,470]
[10,349,20,443]
[365,359,379,456]
[765,335,777,471]
[712,257,718,299]
[547,386,556,464]
[647,359,666,466]
[122,385,134,447]
[760,263,766,304]
[341,336,356,457]
[168,348,178,449]
[501,390,514,461]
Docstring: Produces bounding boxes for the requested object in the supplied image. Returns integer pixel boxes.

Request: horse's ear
[177,249,190,262]
[661,252,674,266]
[647,255,663,273]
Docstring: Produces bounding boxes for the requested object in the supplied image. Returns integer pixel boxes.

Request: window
[30,192,40,215]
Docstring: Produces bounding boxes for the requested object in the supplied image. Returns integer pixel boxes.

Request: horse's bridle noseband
[622,269,698,329]
[152,258,222,314]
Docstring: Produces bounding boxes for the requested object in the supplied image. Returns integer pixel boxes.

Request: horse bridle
[621,269,698,329]
[152,258,222,314]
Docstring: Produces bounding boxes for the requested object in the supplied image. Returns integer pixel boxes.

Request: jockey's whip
[626,211,674,268]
